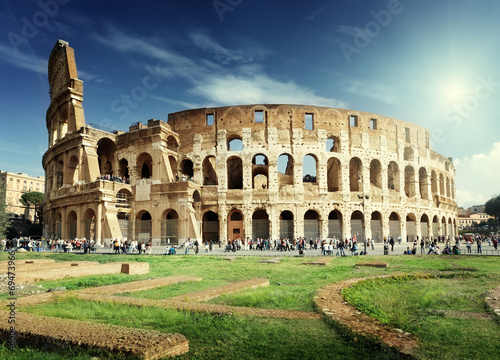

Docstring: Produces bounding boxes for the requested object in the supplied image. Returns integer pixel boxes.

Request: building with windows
[42,40,458,245]
[0,170,45,220]
[457,213,493,230]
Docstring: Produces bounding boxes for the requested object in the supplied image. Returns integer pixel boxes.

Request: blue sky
[0,0,499,208]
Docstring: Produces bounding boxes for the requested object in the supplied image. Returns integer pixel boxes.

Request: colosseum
[42,40,458,246]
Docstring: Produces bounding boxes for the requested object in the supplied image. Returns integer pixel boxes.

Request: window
[350,115,358,127]
[370,118,377,130]
[254,110,264,123]
[206,114,214,126]
[305,113,313,130]
[17,179,19,183]
[405,127,410,142]
[24,180,26,183]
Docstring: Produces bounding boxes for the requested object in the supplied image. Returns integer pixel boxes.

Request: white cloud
[454,141,500,208]
[343,79,398,104]
[0,44,47,74]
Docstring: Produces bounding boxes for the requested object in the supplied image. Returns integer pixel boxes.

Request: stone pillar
[364,214,371,242]
[96,202,102,245]
[415,217,421,241]
[382,211,389,242]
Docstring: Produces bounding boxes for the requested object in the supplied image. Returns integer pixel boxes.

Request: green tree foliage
[485,194,500,220]
[20,191,44,223]
[0,182,7,238]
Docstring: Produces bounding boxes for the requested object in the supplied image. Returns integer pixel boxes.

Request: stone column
[96,202,102,245]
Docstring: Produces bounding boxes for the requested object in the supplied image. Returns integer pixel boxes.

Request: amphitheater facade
[42,40,458,245]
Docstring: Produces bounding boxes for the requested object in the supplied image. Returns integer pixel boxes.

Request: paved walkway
[49,242,500,257]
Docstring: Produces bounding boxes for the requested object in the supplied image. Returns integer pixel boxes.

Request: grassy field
[0,252,499,359]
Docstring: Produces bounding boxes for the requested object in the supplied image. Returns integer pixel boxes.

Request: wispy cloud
[454,141,500,207]
[0,44,47,74]
[94,26,346,108]
[343,79,398,104]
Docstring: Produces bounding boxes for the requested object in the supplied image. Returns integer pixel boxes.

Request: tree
[20,191,44,224]
[0,182,7,238]
[485,194,500,220]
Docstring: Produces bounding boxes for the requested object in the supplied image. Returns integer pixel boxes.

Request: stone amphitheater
[42,40,457,246]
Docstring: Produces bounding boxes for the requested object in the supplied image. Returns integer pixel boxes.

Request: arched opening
[371,211,382,242]
[203,211,219,243]
[180,159,194,178]
[277,154,294,186]
[279,211,294,240]
[227,156,243,189]
[227,137,243,151]
[431,170,438,195]
[67,210,77,240]
[83,208,96,241]
[326,136,340,152]
[328,210,342,239]
[432,215,439,237]
[419,167,428,199]
[389,212,400,238]
[228,210,244,241]
[439,174,445,196]
[404,146,414,161]
[327,157,341,192]
[446,177,450,198]
[387,161,400,191]
[116,188,132,208]
[167,136,178,152]
[304,210,320,241]
[252,154,268,189]
[349,157,363,192]
[252,209,269,241]
[420,214,429,238]
[137,153,153,179]
[404,165,415,198]
[168,156,177,180]
[370,159,382,189]
[117,212,131,240]
[303,154,317,183]
[68,155,79,184]
[136,210,152,242]
[202,156,218,185]
[161,209,179,245]
[97,138,116,176]
[351,210,364,241]
[119,158,129,181]
[56,160,64,188]
[406,213,417,241]
[55,212,62,239]
[441,216,447,238]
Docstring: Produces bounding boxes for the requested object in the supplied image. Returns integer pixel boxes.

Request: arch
[56,160,64,188]
[350,210,364,241]
[116,188,132,208]
[252,153,269,189]
[406,213,417,241]
[277,153,294,186]
[227,156,243,189]
[327,157,341,192]
[68,155,79,184]
[439,173,445,195]
[370,211,382,242]
[404,165,415,198]
[119,158,129,180]
[228,209,244,241]
[420,214,429,238]
[432,215,439,238]
[328,210,342,239]
[135,210,152,242]
[161,209,179,245]
[137,152,153,179]
[387,161,400,191]
[55,211,62,239]
[202,156,218,185]
[117,211,131,240]
[252,154,268,165]
[192,190,201,203]
[389,212,400,238]
[419,167,428,199]
[280,210,294,240]
[252,209,269,241]
[445,161,450,172]
[431,170,438,195]
[166,136,178,152]
[180,158,194,178]
[303,154,317,183]
[97,138,116,176]
[253,174,268,189]
[370,159,382,189]
[83,208,96,241]
[403,146,414,161]
[203,211,219,243]
[349,157,363,192]
[67,210,77,240]
[326,136,340,152]
[304,210,320,240]
[227,137,243,151]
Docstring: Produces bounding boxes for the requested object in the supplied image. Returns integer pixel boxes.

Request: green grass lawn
[0,252,499,359]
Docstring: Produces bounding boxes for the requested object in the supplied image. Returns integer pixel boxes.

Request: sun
[440,78,470,103]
